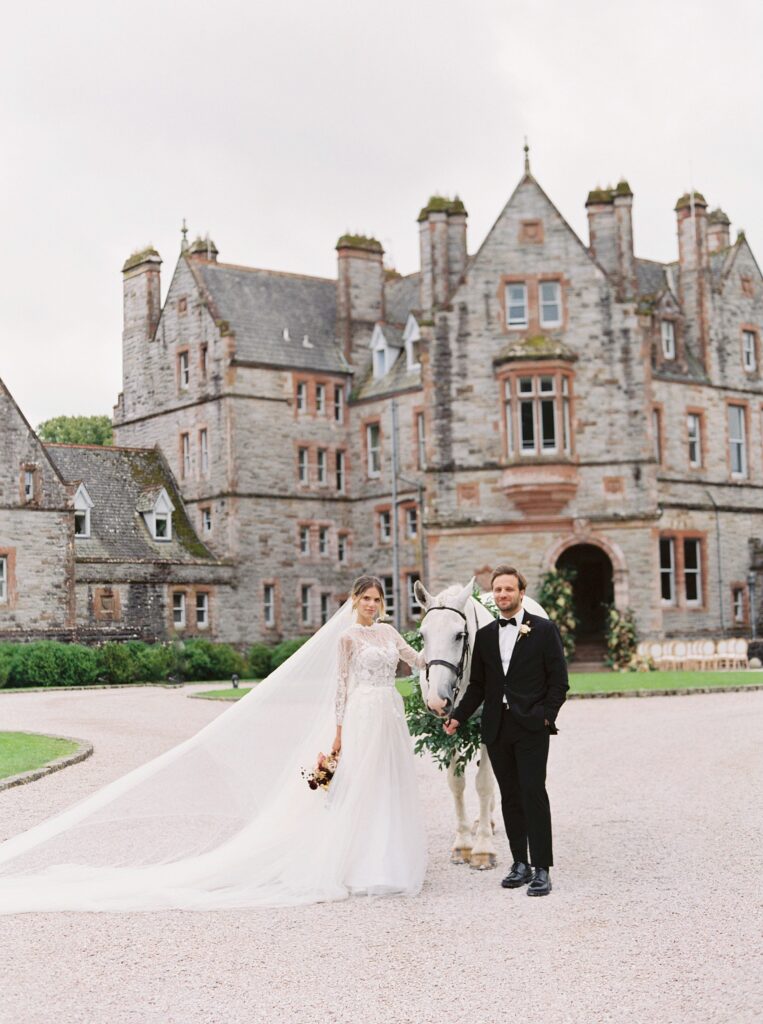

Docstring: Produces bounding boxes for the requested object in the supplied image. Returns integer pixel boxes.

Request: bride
[0,575,427,913]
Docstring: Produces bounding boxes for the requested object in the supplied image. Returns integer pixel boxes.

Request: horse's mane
[431,583,469,606]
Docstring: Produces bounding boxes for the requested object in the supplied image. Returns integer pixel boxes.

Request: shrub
[179,639,246,681]
[135,644,175,682]
[247,643,273,679]
[0,643,17,686]
[605,605,638,670]
[9,642,99,687]
[97,642,138,684]
[271,636,310,669]
[537,568,578,660]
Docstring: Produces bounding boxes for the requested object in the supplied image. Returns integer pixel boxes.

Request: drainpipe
[706,489,725,636]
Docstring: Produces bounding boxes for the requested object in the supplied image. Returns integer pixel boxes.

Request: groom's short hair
[491,565,527,590]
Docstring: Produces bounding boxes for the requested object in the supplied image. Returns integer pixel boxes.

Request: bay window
[502,371,572,458]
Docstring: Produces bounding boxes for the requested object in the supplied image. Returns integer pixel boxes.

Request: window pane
[382,576,395,616]
[540,281,560,325]
[540,399,556,449]
[520,401,535,450]
[518,377,533,394]
[506,283,527,325]
[684,539,700,603]
[539,376,555,393]
[0,556,5,602]
[659,538,674,603]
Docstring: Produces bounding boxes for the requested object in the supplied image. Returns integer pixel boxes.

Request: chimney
[418,196,468,313]
[121,246,162,421]
[707,208,731,252]
[675,191,710,366]
[188,234,219,262]
[586,181,635,299]
[335,234,385,364]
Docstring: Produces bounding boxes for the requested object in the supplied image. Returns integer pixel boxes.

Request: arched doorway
[556,543,614,644]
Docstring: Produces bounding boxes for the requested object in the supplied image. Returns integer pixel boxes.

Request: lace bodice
[335,622,425,724]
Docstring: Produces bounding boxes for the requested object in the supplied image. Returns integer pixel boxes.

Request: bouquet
[301,751,339,791]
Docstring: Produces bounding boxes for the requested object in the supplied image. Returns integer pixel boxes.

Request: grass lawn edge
[0,732,94,792]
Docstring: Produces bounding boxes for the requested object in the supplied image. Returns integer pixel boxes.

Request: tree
[36,415,113,446]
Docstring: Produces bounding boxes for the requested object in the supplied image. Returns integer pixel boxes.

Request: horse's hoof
[469,852,498,870]
[451,847,472,865]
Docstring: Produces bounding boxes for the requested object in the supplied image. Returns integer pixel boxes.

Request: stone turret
[418,196,468,313]
[335,234,385,364]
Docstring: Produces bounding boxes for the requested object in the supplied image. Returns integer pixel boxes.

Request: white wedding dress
[0,610,427,913]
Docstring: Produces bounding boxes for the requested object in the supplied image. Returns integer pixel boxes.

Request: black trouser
[487,708,553,869]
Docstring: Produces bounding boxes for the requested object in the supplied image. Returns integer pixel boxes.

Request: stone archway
[553,545,616,650]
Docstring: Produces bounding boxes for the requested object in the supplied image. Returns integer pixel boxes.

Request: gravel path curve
[0,686,760,1024]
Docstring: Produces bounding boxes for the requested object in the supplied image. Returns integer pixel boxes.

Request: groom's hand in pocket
[443,718,460,736]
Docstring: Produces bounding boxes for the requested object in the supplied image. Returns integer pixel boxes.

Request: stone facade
[101,158,760,645]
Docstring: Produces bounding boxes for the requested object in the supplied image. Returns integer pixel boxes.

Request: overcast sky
[1,0,761,427]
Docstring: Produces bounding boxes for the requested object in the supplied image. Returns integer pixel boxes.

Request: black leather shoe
[527,868,552,896]
[500,861,532,888]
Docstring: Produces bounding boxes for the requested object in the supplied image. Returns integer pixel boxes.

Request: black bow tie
[498,617,517,627]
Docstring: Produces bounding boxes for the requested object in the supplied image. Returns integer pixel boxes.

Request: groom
[444,565,568,896]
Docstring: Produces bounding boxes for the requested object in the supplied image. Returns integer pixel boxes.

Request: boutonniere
[517,623,532,642]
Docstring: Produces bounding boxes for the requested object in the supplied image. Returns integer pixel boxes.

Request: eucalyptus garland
[536,567,578,659]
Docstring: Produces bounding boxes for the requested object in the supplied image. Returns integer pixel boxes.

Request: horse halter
[421,604,472,719]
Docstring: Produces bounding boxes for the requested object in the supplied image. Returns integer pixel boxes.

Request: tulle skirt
[0,684,427,913]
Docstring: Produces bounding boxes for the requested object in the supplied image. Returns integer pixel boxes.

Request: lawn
[0,732,80,780]
[192,687,254,700]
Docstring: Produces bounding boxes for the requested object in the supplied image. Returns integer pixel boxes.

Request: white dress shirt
[498,606,524,707]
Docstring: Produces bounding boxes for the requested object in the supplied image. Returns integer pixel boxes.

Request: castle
[3,152,763,648]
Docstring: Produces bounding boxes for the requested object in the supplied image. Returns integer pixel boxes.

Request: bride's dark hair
[351,575,386,618]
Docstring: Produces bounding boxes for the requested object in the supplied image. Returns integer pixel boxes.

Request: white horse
[413,578,548,869]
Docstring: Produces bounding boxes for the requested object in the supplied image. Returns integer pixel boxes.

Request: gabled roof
[385,272,420,325]
[45,444,216,563]
[372,323,405,350]
[352,354,422,401]
[635,258,671,299]
[190,259,348,374]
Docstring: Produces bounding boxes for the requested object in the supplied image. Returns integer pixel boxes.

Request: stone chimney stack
[187,234,219,262]
[586,181,636,299]
[335,235,385,364]
[707,208,731,252]
[418,196,468,314]
[121,247,162,421]
[675,191,710,367]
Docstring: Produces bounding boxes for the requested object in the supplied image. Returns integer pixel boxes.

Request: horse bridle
[421,603,472,720]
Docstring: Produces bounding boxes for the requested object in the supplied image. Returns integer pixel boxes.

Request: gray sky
[2,0,761,427]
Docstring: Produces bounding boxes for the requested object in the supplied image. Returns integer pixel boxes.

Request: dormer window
[73,483,93,538]
[370,323,402,380]
[373,348,386,378]
[661,320,676,360]
[138,487,175,542]
[403,314,422,371]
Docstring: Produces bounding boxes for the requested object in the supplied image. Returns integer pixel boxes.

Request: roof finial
[524,137,531,175]
[181,218,189,252]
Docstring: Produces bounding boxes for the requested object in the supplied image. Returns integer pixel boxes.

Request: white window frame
[728,405,747,478]
[320,592,330,625]
[661,320,676,360]
[733,587,744,624]
[200,507,212,534]
[405,506,418,539]
[73,483,93,539]
[298,447,309,485]
[367,423,381,478]
[334,385,344,423]
[181,433,191,478]
[0,555,7,603]
[539,281,562,328]
[263,584,275,627]
[407,574,421,619]
[687,413,702,468]
[316,384,326,414]
[301,584,312,626]
[379,509,392,543]
[416,412,426,469]
[195,591,209,629]
[659,537,676,606]
[296,381,307,413]
[517,376,558,456]
[319,526,329,556]
[683,538,702,607]
[317,448,328,485]
[142,487,174,542]
[178,351,190,388]
[506,283,528,327]
[382,575,395,619]
[172,591,186,628]
[337,533,348,565]
[743,330,757,372]
[335,450,345,493]
[299,525,310,556]
[23,469,35,501]
[199,429,209,476]
[403,314,422,371]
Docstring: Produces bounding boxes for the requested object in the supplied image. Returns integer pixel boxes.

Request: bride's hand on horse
[443,718,459,736]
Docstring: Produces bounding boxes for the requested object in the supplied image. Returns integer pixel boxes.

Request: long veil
[0,600,356,912]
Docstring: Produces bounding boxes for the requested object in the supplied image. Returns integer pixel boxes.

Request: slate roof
[385,273,420,325]
[635,258,670,298]
[45,445,216,563]
[193,261,348,374]
[353,351,422,401]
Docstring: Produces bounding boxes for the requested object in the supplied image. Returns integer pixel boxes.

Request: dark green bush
[247,643,273,679]
[271,636,310,669]
[135,644,175,682]
[179,639,245,681]
[9,642,99,687]
[0,643,17,686]
[97,642,137,684]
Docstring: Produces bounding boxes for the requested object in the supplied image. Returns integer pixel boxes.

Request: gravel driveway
[0,686,760,1024]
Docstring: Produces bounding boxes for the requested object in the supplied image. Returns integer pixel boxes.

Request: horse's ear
[456,577,475,607]
[413,579,432,610]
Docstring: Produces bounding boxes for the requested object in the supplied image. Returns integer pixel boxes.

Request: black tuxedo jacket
[453,613,569,747]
